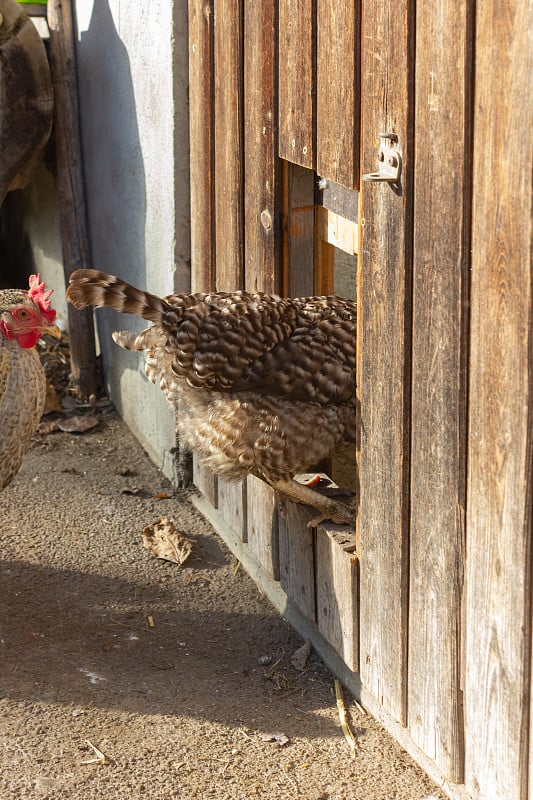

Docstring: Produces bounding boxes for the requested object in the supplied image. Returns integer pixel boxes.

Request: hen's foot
[270,478,355,529]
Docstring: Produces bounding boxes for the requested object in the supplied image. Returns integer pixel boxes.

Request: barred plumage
[0,277,60,490]
[67,269,356,525]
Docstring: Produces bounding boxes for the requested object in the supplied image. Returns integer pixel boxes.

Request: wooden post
[47,0,98,397]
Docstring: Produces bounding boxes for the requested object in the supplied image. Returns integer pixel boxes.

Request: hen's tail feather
[67,269,174,324]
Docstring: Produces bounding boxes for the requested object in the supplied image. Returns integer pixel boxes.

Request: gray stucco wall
[73,0,191,479]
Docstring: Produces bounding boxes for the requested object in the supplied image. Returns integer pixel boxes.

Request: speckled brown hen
[67,269,356,525]
[0,275,60,490]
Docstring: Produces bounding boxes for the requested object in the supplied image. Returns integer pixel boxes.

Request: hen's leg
[270,478,355,528]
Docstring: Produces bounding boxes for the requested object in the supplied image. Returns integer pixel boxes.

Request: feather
[67,269,356,525]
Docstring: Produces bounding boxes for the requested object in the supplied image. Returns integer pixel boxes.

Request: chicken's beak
[42,323,62,339]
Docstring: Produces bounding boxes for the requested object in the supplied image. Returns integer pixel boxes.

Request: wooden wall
[188,2,533,799]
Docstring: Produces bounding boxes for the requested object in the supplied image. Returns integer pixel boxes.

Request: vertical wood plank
[217,479,247,542]
[277,497,316,621]
[316,0,360,189]
[282,162,315,298]
[407,0,472,781]
[214,0,244,290]
[188,0,215,293]
[193,459,218,508]
[243,0,279,294]
[316,529,359,672]
[189,0,217,504]
[242,0,279,556]
[465,1,533,797]
[48,0,99,397]
[357,0,415,725]
[246,475,280,580]
[278,0,315,169]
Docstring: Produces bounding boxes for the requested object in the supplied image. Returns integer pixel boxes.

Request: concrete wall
[72,0,191,480]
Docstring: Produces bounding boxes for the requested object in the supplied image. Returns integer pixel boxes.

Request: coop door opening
[281,163,359,495]
[316,211,358,493]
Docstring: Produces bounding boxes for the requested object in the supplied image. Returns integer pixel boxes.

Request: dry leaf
[291,640,311,671]
[37,420,59,435]
[259,732,289,747]
[142,517,193,566]
[57,415,99,433]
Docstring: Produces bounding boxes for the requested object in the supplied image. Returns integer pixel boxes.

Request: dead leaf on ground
[258,732,289,747]
[121,486,142,496]
[291,640,311,671]
[57,415,99,434]
[37,420,60,435]
[142,517,194,566]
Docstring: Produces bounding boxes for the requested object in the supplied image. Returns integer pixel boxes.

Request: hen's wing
[67,269,356,403]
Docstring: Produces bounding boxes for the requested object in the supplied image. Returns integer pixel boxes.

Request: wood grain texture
[217,478,246,542]
[277,497,316,622]
[407,0,472,781]
[189,0,217,504]
[278,0,315,169]
[243,0,279,294]
[188,0,215,293]
[193,459,218,508]
[246,475,279,580]
[214,0,244,290]
[47,0,98,397]
[465,1,533,797]
[316,0,360,188]
[282,163,315,298]
[316,530,359,672]
[357,0,415,725]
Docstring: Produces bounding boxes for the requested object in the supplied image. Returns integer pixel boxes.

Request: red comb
[28,274,56,323]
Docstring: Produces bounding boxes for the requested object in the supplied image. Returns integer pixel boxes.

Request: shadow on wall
[75,0,147,396]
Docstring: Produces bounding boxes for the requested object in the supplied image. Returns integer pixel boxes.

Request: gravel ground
[0,410,440,800]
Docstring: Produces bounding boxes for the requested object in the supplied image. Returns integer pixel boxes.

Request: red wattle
[16,331,40,349]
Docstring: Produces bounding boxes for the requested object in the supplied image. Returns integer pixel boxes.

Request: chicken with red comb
[0,274,61,489]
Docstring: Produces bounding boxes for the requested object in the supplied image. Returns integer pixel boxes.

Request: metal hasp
[361,133,402,183]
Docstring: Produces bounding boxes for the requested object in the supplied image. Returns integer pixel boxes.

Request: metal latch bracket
[361,134,402,183]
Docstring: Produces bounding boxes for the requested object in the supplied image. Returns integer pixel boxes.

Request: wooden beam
[465,0,533,797]
[47,0,98,398]
[357,0,415,726]
[316,0,360,188]
[407,0,472,781]
[278,0,315,169]
[213,0,244,290]
[189,0,215,292]
[243,0,279,294]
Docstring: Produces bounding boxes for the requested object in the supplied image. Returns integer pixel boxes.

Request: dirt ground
[0,407,441,800]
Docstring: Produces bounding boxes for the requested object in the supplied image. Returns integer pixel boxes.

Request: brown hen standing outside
[0,275,60,489]
[67,269,356,526]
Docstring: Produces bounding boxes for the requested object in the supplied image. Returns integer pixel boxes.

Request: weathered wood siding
[407,0,472,781]
[465,1,532,798]
[188,2,533,798]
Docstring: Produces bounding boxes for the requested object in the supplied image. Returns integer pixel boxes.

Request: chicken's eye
[15,309,30,319]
